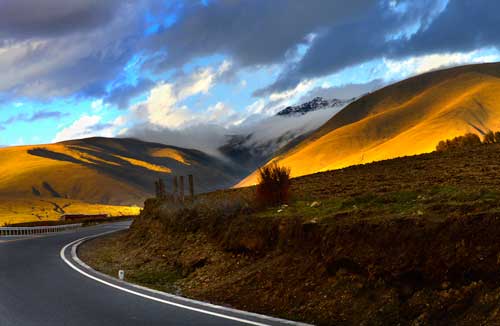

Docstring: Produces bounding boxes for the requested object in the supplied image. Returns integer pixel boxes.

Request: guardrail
[0,223,82,237]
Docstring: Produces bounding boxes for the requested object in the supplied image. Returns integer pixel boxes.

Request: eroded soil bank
[80,145,500,325]
[80,209,500,325]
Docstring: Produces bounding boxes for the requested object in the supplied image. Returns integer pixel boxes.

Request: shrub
[436,133,482,152]
[483,130,496,144]
[256,163,291,207]
[484,130,500,144]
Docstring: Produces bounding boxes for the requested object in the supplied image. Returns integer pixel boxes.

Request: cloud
[0,1,152,100]
[383,51,500,78]
[127,122,228,157]
[131,61,237,129]
[2,110,68,127]
[144,0,374,71]
[0,0,123,40]
[298,79,385,103]
[258,0,500,95]
[104,78,155,109]
[53,114,125,142]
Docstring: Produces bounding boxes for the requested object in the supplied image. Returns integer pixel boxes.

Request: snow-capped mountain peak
[276,97,353,117]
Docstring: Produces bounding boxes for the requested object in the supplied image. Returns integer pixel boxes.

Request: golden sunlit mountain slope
[238,62,500,186]
[0,137,243,205]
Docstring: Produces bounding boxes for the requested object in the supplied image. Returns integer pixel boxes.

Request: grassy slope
[81,143,500,325]
[238,62,500,186]
[0,136,244,224]
[0,136,242,196]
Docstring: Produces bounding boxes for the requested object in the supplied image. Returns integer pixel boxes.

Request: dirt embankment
[81,199,500,325]
[81,144,500,325]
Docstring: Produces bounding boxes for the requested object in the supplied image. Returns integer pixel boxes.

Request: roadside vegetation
[255,163,291,207]
[436,130,500,152]
[81,140,500,325]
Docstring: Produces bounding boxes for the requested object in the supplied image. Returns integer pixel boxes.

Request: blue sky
[0,0,499,147]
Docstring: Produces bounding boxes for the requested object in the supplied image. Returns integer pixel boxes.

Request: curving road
[0,222,308,326]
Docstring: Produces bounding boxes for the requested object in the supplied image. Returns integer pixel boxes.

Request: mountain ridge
[0,137,243,205]
[237,62,500,186]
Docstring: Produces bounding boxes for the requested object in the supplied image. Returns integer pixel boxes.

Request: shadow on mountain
[26,138,247,197]
[27,148,82,164]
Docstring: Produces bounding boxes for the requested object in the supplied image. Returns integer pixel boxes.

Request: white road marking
[60,230,312,326]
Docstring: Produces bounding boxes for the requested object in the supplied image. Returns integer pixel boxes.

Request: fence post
[173,176,178,201]
[158,178,166,199]
[179,176,185,203]
[188,174,194,199]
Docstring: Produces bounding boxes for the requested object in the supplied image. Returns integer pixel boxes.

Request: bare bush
[256,163,291,207]
[483,130,496,144]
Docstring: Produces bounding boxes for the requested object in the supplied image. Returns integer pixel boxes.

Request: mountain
[276,97,353,116]
[0,137,243,205]
[219,97,353,170]
[237,62,500,186]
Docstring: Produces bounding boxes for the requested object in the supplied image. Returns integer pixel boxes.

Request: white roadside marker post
[118,270,125,281]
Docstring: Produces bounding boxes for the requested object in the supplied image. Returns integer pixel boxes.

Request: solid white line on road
[60,231,312,326]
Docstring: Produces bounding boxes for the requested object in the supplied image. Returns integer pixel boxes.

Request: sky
[0,0,499,148]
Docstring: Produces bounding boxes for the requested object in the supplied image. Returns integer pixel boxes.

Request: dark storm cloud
[0,1,153,100]
[144,0,375,71]
[1,0,500,106]
[258,0,500,95]
[394,0,500,57]
[0,0,123,40]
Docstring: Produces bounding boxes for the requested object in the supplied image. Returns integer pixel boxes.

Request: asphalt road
[0,222,306,326]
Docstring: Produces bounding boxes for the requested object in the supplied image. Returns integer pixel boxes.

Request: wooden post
[154,180,159,198]
[173,176,178,201]
[158,178,166,199]
[188,174,194,199]
[179,176,185,202]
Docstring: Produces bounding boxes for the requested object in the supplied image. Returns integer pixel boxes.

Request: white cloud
[269,80,314,102]
[206,102,238,127]
[53,114,125,142]
[245,99,266,115]
[91,99,105,112]
[383,49,500,79]
[131,61,238,129]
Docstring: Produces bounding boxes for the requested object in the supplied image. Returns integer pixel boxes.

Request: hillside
[0,137,243,206]
[238,62,500,186]
[81,143,500,325]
